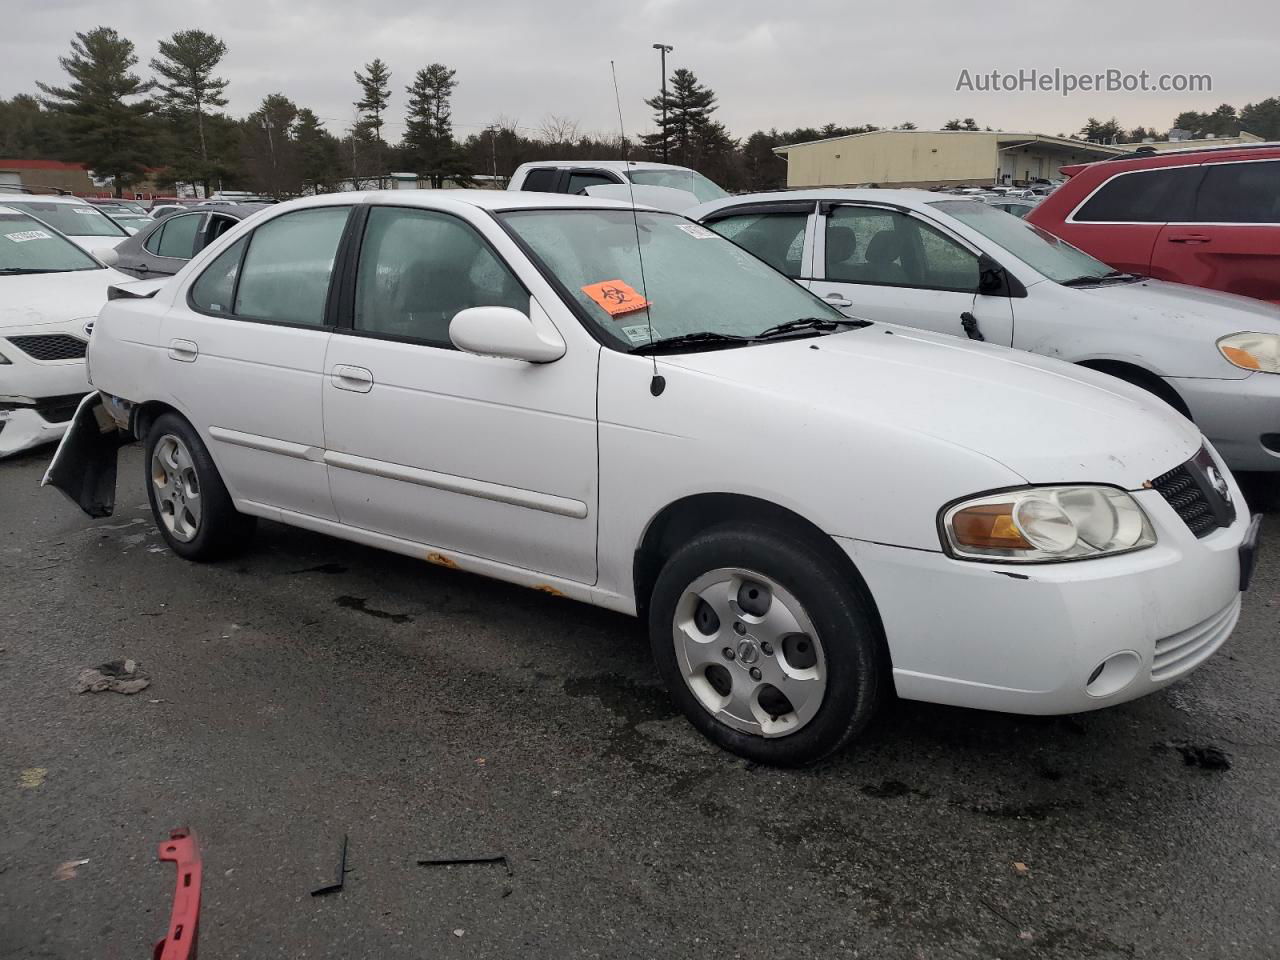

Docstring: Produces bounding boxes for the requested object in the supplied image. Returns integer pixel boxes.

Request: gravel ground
[2,444,1277,959]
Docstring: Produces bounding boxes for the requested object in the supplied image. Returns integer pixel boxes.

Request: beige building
[1114,130,1265,153]
[774,130,1125,189]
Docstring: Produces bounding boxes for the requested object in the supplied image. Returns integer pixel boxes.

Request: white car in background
[0,207,129,457]
[0,195,130,255]
[48,191,1257,766]
[507,159,729,212]
[691,189,1280,472]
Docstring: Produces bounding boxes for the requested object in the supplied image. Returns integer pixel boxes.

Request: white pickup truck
[506,160,728,212]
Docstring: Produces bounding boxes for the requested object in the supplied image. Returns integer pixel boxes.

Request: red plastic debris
[153,828,202,960]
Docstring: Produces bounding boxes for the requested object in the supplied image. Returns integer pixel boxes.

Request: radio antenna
[610,60,664,396]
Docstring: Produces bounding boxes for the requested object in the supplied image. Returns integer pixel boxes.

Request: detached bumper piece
[154,828,202,960]
[41,392,128,518]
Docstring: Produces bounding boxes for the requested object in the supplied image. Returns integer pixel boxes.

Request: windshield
[5,200,128,238]
[930,199,1113,283]
[499,209,845,350]
[627,169,729,203]
[0,211,102,273]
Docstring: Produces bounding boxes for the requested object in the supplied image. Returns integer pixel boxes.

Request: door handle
[1167,233,1212,244]
[823,293,854,308]
[168,339,198,362]
[331,364,374,393]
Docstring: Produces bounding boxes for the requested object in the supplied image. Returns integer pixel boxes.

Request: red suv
[1029,144,1280,304]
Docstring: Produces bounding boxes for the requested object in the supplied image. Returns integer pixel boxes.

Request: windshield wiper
[0,267,64,275]
[631,331,753,355]
[755,316,869,340]
[1060,271,1139,287]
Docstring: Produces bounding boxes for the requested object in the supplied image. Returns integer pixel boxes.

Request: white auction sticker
[620,324,656,344]
[72,207,98,215]
[4,230,53,243]
[678,224,717,239]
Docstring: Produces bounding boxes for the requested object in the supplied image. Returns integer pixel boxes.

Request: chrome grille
[6,334,87,361]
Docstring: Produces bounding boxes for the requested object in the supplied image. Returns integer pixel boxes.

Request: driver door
[321,204,600,583]
[807,203,1014,345]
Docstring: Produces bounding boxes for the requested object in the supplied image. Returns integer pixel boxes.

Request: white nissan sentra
[46,191,1260,766]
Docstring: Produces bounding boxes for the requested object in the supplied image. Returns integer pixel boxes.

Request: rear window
[1194,160,1280,223]
[1073,167,1201,223]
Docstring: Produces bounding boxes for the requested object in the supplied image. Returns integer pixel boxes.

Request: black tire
[648,524,885,767]
[144,412,256,561]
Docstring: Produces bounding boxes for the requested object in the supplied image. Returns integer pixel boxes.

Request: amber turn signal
[950,502,1031,550]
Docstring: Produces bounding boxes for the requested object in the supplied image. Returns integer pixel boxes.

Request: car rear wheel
[144,413,255,561]
[649,525,885,766]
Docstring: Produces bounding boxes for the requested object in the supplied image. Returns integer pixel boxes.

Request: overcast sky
[6,0,1278,142]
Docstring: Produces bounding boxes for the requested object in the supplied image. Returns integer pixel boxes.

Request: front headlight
[1218,332,1280,373]
[941,486,1156,562]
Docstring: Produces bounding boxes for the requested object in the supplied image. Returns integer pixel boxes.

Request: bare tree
[538,113,580,145]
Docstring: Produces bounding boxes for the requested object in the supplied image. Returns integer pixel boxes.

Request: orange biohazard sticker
[581,279,650,317]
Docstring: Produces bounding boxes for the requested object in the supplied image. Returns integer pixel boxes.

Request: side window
[825,207,977,291]
[155,213,204,259]
[189,237,247,314]
[143,220,166,255]
[353,206,527,345]
[207,214,237,244]
[566,171,620,195]
[913,220,980,291]
[234,207,350,326]
[707,212,808,278]
[520,168,559,192]
[1195,160,1280,223]
[1073,167,1201,223]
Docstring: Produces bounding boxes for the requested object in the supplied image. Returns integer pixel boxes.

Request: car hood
[0,268,126,330]
[659,324,1203,488]
[1073,277,1280,332]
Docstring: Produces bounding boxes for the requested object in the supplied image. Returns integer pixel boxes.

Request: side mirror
[97,246,120,267]
[977,254,1005,295]
[450,306,566,363]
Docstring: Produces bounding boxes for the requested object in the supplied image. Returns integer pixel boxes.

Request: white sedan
[691,189,1280,473]
[47,191,1258,765]
[0,195,130,255]
[0,207,131,457]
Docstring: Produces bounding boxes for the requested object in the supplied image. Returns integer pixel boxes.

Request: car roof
[270,189,650,214]
[172,203,267,218]
[515,159,695,173]
[1062,142,1280,178]
[690,188,949,218]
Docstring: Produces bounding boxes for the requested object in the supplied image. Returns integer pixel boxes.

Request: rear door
[1061,166,1202,275]
[807,202,1014,344]
[1151,158,1280,303]
[166,205,352,520]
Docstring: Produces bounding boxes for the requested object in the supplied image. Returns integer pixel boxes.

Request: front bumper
[1168,372,1280,472]
[0,328,91,457]
[843,486,1252,716]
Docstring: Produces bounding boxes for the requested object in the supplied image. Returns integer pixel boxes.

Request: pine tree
[150,30,228,194]
[354,58,391,185]
[295,108,342,192]
[37,27,156,196]
[642,68,730,172]
[404,64,470,188]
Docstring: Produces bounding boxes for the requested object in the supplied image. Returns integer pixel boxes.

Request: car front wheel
[145,413,255,560]
[649,525,885,766]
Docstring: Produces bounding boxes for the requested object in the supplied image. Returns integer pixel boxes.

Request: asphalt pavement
[2,444,1278,959]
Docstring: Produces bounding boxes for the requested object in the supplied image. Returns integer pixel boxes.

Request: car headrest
[864,230,902,265]
[826,226,857,263]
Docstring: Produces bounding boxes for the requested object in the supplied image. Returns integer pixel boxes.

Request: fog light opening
[1085,651,1142,698]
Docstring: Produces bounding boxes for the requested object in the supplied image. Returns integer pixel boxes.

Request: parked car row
[41,184,1263,768]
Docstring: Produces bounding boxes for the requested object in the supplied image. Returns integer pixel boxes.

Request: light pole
[485,125,499,187]
[652,43,673,163]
